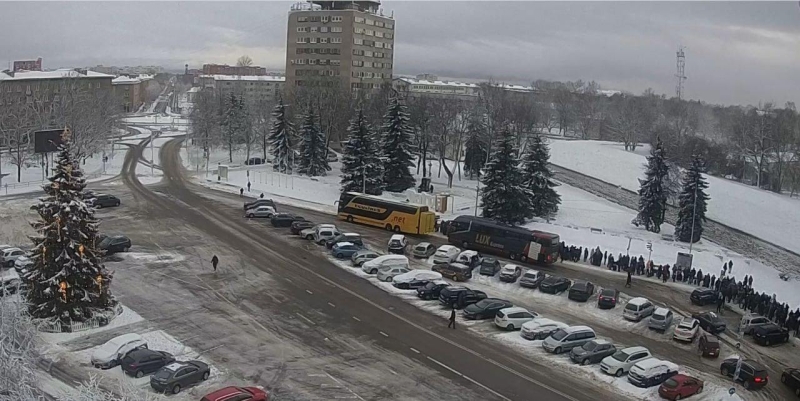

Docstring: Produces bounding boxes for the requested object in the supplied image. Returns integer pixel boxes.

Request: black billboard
[34,129,65,154]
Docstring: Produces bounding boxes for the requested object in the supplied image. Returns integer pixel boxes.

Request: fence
[37,304,124,333]
[3,172,102,195]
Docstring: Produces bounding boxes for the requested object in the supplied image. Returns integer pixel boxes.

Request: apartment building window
[331,26,342,33]
[297,26,309,32]
[320,26,329,33]
[353,49,364,56]
[309,37,317,43]
[297,37,308,43]
[385,33,393,39]
[331,48,340,54]
[386,63,392,69]
[331,60,341,66]
[386,23,394,29]
[354,27,364,34]
[310,16,321,22]
[352,60,364,67]
[374,41,383,48]
[385,43,393,49]
[375,31,383,38]
[296,59,306,65]
[310,26,318,32]
[331,16,342,22]
[374,52,383,58]
[355,16,365,23]
[365,50,373,57]
[375,21,384,28]
[321,15,329,22]
[319,37,328,43]
[364,39,374,46]
[365,29,374,36]
[309,59,317,65]
[332,37,342,43]
[365,19,374,26]
[297,16,308,22]
[354,38,364,45]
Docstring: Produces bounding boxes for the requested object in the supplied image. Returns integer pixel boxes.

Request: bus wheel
[393,225,401,233]
[509,253,517,260]
[521,255,528,262]
[462,241,469,249]
[385,224,393,231]
[346,215,354,223]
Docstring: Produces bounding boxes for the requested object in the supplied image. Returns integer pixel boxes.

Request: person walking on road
[448,308,457,329]
[716,294,724,314]
[247,181,251,192]
[625,270,632,288]
[239,188,244,197]
[211,255,219,272]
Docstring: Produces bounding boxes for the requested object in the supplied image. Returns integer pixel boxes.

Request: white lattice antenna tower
[675,46,687,100]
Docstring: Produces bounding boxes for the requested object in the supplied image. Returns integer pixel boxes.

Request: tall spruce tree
[341,109,383,195]
[381,96,416,192]
[222,93,246,163]
[636,137,670,233]
[675,154,710,243]
[521,135,561,218]
[25,128,115,323]
[480,129,534,225]
[463,115,488,180]
[269,97,295,173]
[297,106,330,176]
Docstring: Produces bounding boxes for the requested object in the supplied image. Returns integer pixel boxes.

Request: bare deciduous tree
[236,55,254,67]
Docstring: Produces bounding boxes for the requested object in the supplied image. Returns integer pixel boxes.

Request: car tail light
[754,377,765,383]
[129,363,137,368]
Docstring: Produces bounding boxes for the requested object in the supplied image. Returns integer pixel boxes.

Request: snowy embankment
[547,139,800,257]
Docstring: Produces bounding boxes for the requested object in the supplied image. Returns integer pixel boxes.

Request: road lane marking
[352,316,361,322]
[328,302,336,308]
[379,331,389,337]
[325,372,366,401]
[409,347,420,354]
[426,357,511,401]
[296,312,315,325]
[306,289,313,295]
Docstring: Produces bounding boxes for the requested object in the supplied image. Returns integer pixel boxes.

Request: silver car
[245,205,276,218]
[376,265,410,282]
[412,242,436,258]
[1,247,26,268]
[351,250,379,267]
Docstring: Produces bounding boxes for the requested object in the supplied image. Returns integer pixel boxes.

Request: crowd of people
[558,242,800,337]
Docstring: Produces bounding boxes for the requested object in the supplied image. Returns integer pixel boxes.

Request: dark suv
[326,233,363,249]
[697,332,720,358]
[270,213,305,227]
[99,235,131,254]
[690,288,718,306]
[462,298,513,320]
[568,280,595,302]
[539,276,571,294]
[121,349,175,378]
[432,262,473,282]
[752,323,790,346]
[720,358,769,390]
[416,281,449,300]
[438,286,487,309]
[90,194,121,208]
[478,258,501,276]
[693,311,726,334]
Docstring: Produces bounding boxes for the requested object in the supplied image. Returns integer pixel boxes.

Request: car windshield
[662,378,678,388]
[99,238,112,247]
[600,289,615,296]
[625,303,639,311]
[582,341,598,351]
[153,369,173,380]
[415,245,427,250]
[550,329,567,341]
[474,300,491,308]
[611,350,630,362]
[523,272,537,278]
[652,314,664,321]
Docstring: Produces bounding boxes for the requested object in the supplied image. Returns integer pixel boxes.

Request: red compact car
[201,386,269,401]
[658,374,704,400]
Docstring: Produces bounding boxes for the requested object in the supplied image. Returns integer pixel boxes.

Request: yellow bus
[337,192,437,235]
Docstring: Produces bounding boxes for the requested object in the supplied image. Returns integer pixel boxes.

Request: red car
[201,386,269,401]
[658,374,704,400]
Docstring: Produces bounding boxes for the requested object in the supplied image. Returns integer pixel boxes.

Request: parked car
[498,264,522,283]
[752,323,790,346]
[520,318,568,340]
[82,190,97,200]
[463,298,513,320]
[697,332,720,358]
[362,255,409,275]
[438,286,487,309]
[243,198,276,211]
[301,224,336,240]
[740,314,771,335]
[201,386,269,401]
[432,262,473,282]
[121,349,175,378]
[244,157,265,165]
[0,275,21,297]
[88,194,121,208]
[780,368,800,397]
[270,213,305,227]
[150,360,210,394]
[672,317,700,342]
[519,269,547,289]
[623,297,655,322]
[690,288,718,306]
[377,264,411,282]
[455,250,482,268]
[290,220,315,235]
[720,358,769,390]
[1,247,26,267]
[245,205,276,218]
[312,226,340,244]
[539,276,571,294]
[600,346,653,377]
[692,311,726,334]
[567,280,595,302]
[479,257,502,276]
[658,374,704,400]
[387,234,408,254]
[432,245,460,264]
[494,307,537,330]
[627,358,679,388]
[648,307,674,332]
[331,242,363,259]
[416,280,450,300]
[326,233,363,249]
[351,250,379,267]
[412,242,436,258]
[91,333,147,369]
[99,235,131,254]
[12,255,33,276]
[542,326,596,354]
[569,339,617,366]
[597,288,620,309]
[392,270,443,290]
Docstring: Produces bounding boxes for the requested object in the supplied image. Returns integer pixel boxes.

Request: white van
[623,297,655,322]
[542,325,596,354]
[627,358,679,388]
[362,255,409,275]
[740,314,771,335]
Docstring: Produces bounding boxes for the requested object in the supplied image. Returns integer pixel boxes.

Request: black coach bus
[446,215,560,264]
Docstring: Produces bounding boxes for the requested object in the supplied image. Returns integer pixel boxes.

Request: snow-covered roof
[0,68,113,81]
[395,77,479,88]
[187,87,201,93]
[200,74,285,82]
[598,89,622,97]
[627,297,649,306]
[112,76,141,85]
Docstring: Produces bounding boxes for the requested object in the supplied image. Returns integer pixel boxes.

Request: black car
[432,262,472,282]
[121,349,175,378]
[692,311,726,334]
[82,190,97,200]
[568,280,595,302]
[597,288,620,309]
[243,198,276,211]
[270,213,305,227]
[478,258,502,276]
[781,368,800,397]
[690,288,718,306]
[91,194,121,208]
[438,286,487,309]
[720,358,769,390]
[150,360,210,394]
[99,235,131,254]
[326,233,363,249]
[244,157,265,165]
[416,281,450,300]
[569,339,616,365]
[752,323,790,346]
[539,276,571,294]
[462,298,513,320]
[290,220,315,235]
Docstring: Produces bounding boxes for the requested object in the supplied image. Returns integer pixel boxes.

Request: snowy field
[547,139,800,256]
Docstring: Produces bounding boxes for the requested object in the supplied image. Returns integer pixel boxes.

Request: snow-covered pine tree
[25,128,115,323]
[636,137,670,233]
[463,115,487,180]
[269,97,295,173]
[297,106,330,176]
[675,154,710,243]
[341,108,383,195]
[381,96,416,192]
[480,129,533,225]
[222,93,246,163]
[521,135,561,218]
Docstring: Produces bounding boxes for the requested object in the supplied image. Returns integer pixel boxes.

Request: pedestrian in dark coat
[663,265,670,283]
[748,276,753,287]
[690,268,696,284]
[625,270,632,287]
[703,274,710,288]
[710,275,716,289]
[608,255,615,270]
[448,308,456,329]
[716,295,725,314]
[583,248,588,262]
[697,269,704,285]
[211,255,219,271]
[604,251,608,265]
[247,181,251,192]
[729,260,734,273]
[676,269,683,282]
[239,188,244,197]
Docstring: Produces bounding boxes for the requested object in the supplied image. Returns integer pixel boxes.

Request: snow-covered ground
[547,139,800,257]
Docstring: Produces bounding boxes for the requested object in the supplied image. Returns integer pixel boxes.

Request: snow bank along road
[114,138,621,401]
[550,164,800,275]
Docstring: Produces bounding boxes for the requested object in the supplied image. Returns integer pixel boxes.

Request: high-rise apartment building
[285,1,395,92]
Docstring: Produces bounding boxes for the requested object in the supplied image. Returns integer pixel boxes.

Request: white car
[494,307,538,331]
[91,333,147,369]
[672,317,700,342]
[432,245,460,264]
[520,318,568,340]
[599,346,652,377]
[455,250,481,267]
[1,247,26,267]
[300,224,336,240]
[313,226,341,244]
[362,255,409,275]
[244,205,276,218]
[13,255,33,272]
[376,265,411,282]
[391,270,442,289]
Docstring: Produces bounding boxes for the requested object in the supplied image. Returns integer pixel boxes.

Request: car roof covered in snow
[591,339,612,345]
[633,358,678,371]
[653,307,670,316]
[501,264,520,270]
[459,250,479,257]
[437,245,457,252]
[677,318,697,328]
[335,242,354,247]
[523,269,540,276]
[390,234,405,241]
[107,333,142,346]
[620,346,649,355]
[628,297,650,306]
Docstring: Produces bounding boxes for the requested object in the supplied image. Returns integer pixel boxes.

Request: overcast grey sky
[1,1,798,106]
